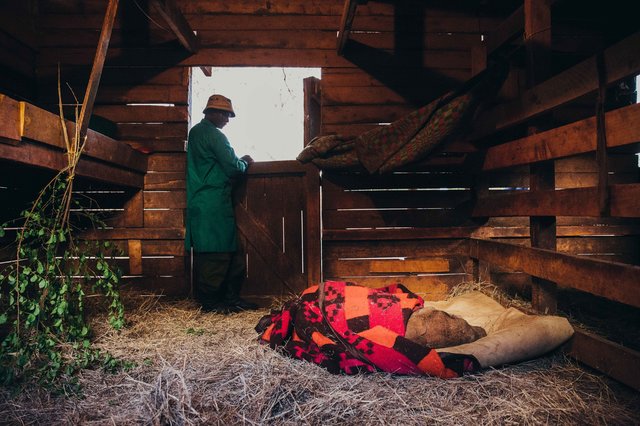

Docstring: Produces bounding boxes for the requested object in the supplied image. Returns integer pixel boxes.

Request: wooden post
[304,164,322,286]
[595,52,610,216]
[77,0,119,142]
[524,0,557,314]
[303,77,321,146]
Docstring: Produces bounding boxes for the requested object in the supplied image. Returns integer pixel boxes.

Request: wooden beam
[566,328,640,391]
[473,184,640,218]
[469,238,640,309]
[199,66,211,76]
[486,5,523,55]
[77,0,119,142]
[0,140,143,188]
[337,0,359,56]
[0,95,23,145]
[369,259,449,273]
[481,103,640,171]
[471,31,640,140]
[21,101,147,173]
[525,0,555,314]
[149,0,199,53]
[595,52,610,216]
[304,164,322,286]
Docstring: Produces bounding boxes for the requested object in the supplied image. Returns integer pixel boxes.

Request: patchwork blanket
[297,61,508,173]
[256,281,479,377]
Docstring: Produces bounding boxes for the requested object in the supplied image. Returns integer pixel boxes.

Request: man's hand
[241,155,254,166]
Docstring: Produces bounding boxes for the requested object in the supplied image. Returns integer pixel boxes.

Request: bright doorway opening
[190,67,321,161]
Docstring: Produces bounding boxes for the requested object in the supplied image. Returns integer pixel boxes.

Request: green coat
[185,118,248,252]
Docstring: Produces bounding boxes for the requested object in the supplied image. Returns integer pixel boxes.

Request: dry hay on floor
[0,290,638,425]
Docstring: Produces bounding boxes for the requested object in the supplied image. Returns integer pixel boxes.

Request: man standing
[186,94,258,313]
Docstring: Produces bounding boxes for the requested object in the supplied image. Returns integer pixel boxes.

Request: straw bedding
[0,287,638,425]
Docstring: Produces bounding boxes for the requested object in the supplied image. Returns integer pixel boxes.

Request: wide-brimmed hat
[203,94,235,117]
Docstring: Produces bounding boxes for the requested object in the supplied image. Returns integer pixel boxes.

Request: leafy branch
[0,74,126,388]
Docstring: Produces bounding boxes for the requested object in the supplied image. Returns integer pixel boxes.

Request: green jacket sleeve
[209,131,248,177]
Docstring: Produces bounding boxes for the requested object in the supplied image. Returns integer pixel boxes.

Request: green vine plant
[0,76,127,389]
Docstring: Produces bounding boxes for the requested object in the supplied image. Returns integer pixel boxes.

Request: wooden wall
[24,0,509,296]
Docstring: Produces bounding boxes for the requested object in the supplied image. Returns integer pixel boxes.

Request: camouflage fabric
[296,62,508,173]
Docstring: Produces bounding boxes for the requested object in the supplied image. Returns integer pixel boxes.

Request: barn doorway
[190,67,321,161]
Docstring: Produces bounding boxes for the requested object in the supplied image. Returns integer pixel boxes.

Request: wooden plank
[93,105,188,123]
[123,276,187,297]
[566,329,640,391]
[192,30,480,51]
[235,203,307,293]
[324,227,480,240]
[323,170,473,190]
[40,66,186,86]
[144,171,186,190]
[321,67,469,87]
[80,227,184,240]
[37,11,499,32]
[0,95,23,144]
[369,258,450,273]
[96,85,188,104]
[303,164,322,286]
[0,140,143,188]
[143,190,186,209]
[320,274,469,301]
[123,190,143,227]
[128,239,142,275]
[473,184,640,218]
[322,86,409,105]
[117,122,187,140]
[481,103,640,171]
[323,207,470,229]
[471,31,640,140]
[141,256,185,276]
[147,153,186,172]
[324,239,469,258]
[77,0,119,142]
[469,238,640,308]
[322,187,471,210]
[322,104,415,124]
[142,240,185,256]
[325,258,461,277]
[149,0,200,53]
[38,46,471,69]
[21,102,147,173]
[127,139,186,154]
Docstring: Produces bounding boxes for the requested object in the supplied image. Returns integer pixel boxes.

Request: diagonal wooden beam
[337,0,360,56]
[149,0,199,53]
[77,0,119,143]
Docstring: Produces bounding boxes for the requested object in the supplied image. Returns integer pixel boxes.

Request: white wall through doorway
[190,67,321,161]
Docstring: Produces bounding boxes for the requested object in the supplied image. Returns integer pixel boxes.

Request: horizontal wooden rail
[1,94,147,188]
[471,31,640,140]
[480,102,640,171]
[473,183,640,218]
[565,328,640,391]
[0,139,144,188]
[469,238,640,308]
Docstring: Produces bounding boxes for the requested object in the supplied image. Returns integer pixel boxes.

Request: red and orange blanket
[256,281,479,377]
